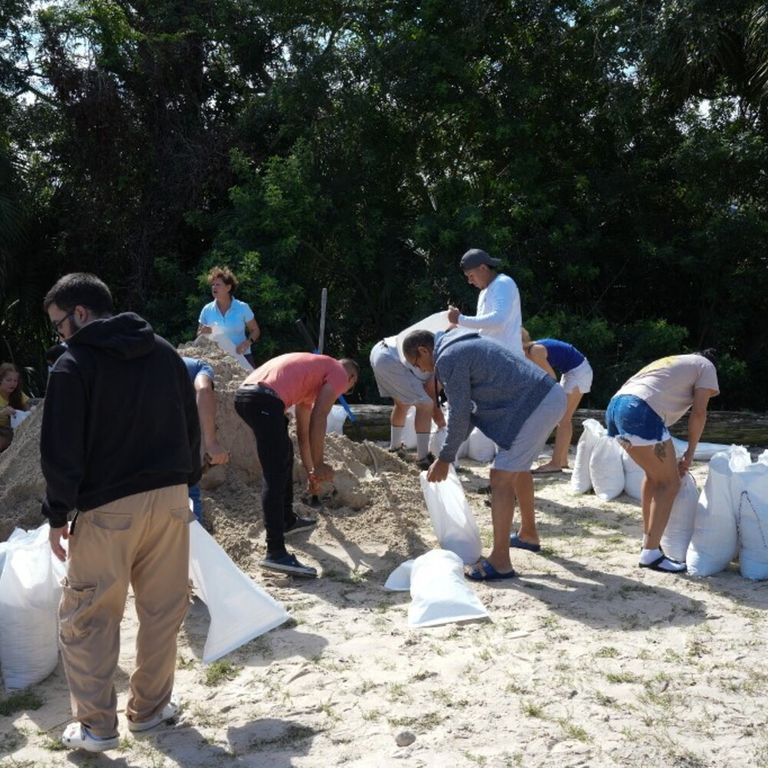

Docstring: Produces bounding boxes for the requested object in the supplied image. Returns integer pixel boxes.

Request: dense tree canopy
[1,0,766,408]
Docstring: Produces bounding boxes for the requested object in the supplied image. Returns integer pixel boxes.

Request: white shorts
[561,358,593,395]
[370,341,432,405]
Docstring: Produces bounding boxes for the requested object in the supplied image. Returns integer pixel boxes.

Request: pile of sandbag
[0,524,66,691]
[570,419,734,502]
[687,447,768,579]
[403,406,497,464]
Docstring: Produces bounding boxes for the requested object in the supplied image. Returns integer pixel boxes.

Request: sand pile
[0,342,431,571]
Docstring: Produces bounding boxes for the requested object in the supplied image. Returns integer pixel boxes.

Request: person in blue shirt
[197,266,260,367]
[522,328,593,474]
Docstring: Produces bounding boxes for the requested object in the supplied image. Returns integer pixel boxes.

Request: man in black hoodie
[41,273,201,753]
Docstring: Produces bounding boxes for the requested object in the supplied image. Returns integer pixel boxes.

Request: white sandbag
[589,435,625,500]
[622,452,644,501]
[325,404,348,434]
[0,524,66,691]
[402,407,417,450]
[467,427,497,463]
[408,550,489,628]
[735,459,768,580]
[419,466,482,565]
[670,436,733,462]
[570,419,606,494]
[660,473,699,562]
[686,447,747,576]
[189,521,289,663]
[384,560,414,591]
[209,325,252,370]
[395,311,451,365]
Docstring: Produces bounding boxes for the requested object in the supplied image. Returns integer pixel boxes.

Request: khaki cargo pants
[59,484,191,737]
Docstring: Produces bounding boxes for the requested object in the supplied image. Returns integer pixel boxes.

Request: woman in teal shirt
[197,266,260,367]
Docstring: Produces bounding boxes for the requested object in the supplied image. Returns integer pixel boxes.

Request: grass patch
[521,700,546,718]
[558,719,589,742]
[595,646,619,659]
[203,659,241,686]
[605,671,640,684]
[0,690,43,717]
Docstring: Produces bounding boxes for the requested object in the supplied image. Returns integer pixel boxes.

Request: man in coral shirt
[235,352,359,577]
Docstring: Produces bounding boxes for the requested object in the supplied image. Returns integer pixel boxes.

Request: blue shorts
[183,357,215,385]
[605,394,669,446]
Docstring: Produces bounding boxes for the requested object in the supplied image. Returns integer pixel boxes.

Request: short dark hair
[45,343,68,365]
[339,358,360,379]
[43,273,114,316]
[402,330,435,359]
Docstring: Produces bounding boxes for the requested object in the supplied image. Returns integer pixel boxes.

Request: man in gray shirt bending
[403,328,566,580]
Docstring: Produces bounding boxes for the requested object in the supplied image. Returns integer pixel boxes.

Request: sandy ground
[2,341,767,768]
[3,450,768,768]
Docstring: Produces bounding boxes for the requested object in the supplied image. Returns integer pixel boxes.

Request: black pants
[234,389,297,557]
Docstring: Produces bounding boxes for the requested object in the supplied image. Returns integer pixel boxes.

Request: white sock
[390,426,403,450]
[639,547,662,565]
[416,432,430,460]
[640,547,685,571]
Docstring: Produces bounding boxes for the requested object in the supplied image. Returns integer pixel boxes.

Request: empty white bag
[189,521,289,662]
[571,419,606,494]
[0,524,66,691]
[660,473,699,562]
[420,467,482,565]
[589,435,625,500]
[408,550,489,628]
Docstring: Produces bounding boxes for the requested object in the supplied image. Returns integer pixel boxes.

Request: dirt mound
[0,344,429,569]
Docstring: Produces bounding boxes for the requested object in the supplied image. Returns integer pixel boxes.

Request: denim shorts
[605,394,670,446]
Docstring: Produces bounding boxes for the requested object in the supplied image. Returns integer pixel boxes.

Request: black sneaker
[388,445,410,461]
[416,453,436,471]
[260,553,318,578]
[284,516,318,537]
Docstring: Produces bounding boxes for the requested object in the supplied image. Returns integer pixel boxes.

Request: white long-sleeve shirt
[458,273,523,357]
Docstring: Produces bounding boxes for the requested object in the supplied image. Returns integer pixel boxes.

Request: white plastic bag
[467,427,497,463]
[408,550,489,628]
[188,521,289,662]
[589,435,625,500]
[570,419,606,494]
[0,524,66,691]
[670,436,733,462]
[10,410,32,429]
[622,451,644,501]
[209,325,252,371]
[660,473,699,563]
[419,466,482,565]
[686,448,747,576]
[735,459,768,580]
[395,311,451,365]
[325,404,348,435]
[429,426,447,457]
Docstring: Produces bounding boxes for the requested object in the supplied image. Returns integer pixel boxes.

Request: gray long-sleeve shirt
[435,329,555,462]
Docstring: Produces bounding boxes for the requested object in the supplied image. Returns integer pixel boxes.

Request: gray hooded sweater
[435,328,556,463]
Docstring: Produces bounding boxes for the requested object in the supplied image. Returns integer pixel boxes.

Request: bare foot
[532,462,564,474]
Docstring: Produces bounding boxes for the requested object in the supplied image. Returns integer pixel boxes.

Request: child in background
[0,362,31,452]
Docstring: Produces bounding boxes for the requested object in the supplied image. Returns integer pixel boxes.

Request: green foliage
[1,0,766,410]
[0,689,44,716]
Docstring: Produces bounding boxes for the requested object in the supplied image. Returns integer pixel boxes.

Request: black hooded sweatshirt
[40,312,202,528]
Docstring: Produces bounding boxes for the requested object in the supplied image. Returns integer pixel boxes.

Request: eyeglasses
[52,312,74,334]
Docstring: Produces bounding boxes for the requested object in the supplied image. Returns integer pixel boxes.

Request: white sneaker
[128,699,180,732]
[61,722,119,752]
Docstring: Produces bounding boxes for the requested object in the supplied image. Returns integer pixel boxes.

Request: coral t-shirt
[252,353,348,408]
[617,354,719,426]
